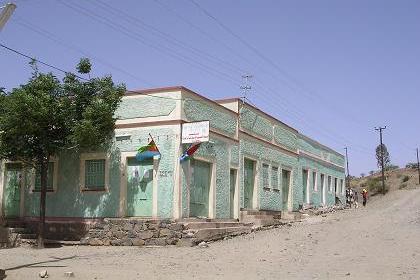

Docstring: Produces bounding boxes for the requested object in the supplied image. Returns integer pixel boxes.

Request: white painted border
[0,160,5,217]
[230,168,240,219]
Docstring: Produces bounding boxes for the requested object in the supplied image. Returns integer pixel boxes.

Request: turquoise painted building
[0,86,346,223]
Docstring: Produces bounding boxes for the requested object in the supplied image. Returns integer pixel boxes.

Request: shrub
[402,175,410,183]
[399,183,407,189]
[406,163,418,169]
[366,177,388,194]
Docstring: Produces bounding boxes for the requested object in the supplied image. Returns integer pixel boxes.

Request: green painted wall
[116,127,177,218]
[10,91,346,221]
[115,95,177,119]
[240,137,299,211]
[24,149,121,218]
[240,107,273,141]
[297,135,346,207]
[183,98,237,136]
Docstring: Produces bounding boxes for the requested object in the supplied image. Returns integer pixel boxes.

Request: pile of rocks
[300,205,345,216]
[80,218,185,247]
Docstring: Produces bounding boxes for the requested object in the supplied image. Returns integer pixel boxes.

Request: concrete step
[241,209,282,216]
[4,220,26,228]
[183,221,245,230]
[8,227,31,234]
[193,226,252,242]
[252,219,286,227]
[281,211,302,221]
[18,233,37,239]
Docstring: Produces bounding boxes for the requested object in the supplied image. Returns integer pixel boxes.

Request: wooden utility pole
[375,126,387,194]
[344,147,350,188]
[416,148,420,185]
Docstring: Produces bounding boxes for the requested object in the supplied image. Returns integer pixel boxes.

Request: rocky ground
[1,187,420,280]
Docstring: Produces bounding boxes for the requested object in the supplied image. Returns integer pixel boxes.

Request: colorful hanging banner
[180,142,201,162]
[136,135,160,161]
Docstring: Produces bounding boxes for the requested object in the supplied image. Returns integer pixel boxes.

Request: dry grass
[351,168,419,195]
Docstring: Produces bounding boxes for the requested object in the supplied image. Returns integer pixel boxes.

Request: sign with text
[181,121,210,144]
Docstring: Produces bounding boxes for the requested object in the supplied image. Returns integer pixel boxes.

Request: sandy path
[1,188,420,280]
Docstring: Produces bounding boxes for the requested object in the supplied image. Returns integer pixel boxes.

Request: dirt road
[1,188,420,280]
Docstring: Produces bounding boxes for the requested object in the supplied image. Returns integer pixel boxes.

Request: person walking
[362,189,368,207]
[353,190,359,208]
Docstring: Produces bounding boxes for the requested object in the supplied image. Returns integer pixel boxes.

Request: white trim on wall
[0,160,5,217]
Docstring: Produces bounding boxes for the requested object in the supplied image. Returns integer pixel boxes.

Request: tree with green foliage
[375,143,390,170]
[0,58,125,247]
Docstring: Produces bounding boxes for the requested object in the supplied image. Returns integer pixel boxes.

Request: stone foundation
[81,218,187,247]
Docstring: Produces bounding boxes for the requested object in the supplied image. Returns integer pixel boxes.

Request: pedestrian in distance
[353,190,359,208]
[362,189,368,207]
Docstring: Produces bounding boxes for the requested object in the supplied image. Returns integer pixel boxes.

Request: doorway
[282,169,291,211]
[229,169,237,218]
[189,159,211,218]
[4,163,22,217]
[320,174,325,205]
[126,157,154,217]
[243,159,255,209]
[302,169,309,205]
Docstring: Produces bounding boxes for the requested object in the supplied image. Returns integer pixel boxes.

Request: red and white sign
[181,121,210,144]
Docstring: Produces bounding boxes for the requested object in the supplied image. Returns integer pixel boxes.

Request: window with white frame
[271,166,279,189]
[262,163,270,188]
[312,171,317,191]
[80,153,109,191]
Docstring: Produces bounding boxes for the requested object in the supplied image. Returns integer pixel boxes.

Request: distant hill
[350,168,419,196]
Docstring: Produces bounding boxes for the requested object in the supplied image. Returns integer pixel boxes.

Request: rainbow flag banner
[180,142,201,162]
[136,139,160,161]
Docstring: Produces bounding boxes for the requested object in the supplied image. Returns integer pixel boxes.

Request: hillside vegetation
[350,168,419,196]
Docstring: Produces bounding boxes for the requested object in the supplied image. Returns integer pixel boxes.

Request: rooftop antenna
[240,74,253,103]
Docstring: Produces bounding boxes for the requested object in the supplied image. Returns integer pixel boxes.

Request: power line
[94,0,246,76]
[0,43,89,81]
[187,0,371,131]
[57,0,240,87]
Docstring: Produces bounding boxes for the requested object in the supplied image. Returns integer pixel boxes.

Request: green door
[127,158,153,217]
[243,159,255,209]
[230,169,236,218]
[189,159,211,218]
[4,163,22,217]
[302,170,308,204]
[282,169,291,210]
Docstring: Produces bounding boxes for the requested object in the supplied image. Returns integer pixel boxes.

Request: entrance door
[189,159,211,218]
[282,169,291,210]
[229,169,236,218]
[243,159,255,209]
[320,174,325,205]
[302,169,308,204]
[4,163,22,217]
[127,158,153,217]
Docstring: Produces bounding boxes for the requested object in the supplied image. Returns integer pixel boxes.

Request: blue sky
[1,0,419,175]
